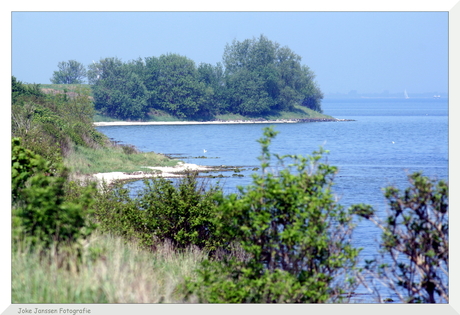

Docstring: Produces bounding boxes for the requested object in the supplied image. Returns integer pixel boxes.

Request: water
[96,97,448,301]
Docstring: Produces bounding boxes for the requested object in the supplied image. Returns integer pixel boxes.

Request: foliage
[136,172,222,250]
[151,54,207,118]
[222,35,324,115]
[183,127,360,303]
[50,60,87,84]
[197,62,229,116]
[12,77,105,165]
[12,138,98,250]
[12,76,45,103]
[12,137,52,204]
[85,35,324,120]
[94,172,221,251]
[352,173,449,303]
[91,57,149,120]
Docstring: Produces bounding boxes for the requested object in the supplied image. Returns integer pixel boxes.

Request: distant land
[324,91,447,99]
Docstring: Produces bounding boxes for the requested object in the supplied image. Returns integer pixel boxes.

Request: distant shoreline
[94,118,352,127]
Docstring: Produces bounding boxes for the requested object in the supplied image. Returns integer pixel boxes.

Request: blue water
[96,97,448,302]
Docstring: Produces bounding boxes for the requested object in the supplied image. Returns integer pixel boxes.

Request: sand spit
[93,118,349,127]
[93,162,213,186]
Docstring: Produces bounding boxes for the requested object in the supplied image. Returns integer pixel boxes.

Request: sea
[96,97,449,302]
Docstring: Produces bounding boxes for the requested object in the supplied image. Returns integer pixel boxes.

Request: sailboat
[404,89,409,99]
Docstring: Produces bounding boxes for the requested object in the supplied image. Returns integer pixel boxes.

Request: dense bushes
[182,127,360,303]
[94,172,222,251]
[12,138,97,250]
[11,76,106,165]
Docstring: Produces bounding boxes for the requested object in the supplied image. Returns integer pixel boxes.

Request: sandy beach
[93,119,302,126]
[93,162,213,185]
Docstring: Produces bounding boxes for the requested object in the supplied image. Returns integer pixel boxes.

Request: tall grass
[64,144,178,175]
[12,232,204,303]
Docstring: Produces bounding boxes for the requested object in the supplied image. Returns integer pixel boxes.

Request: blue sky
[12,11,448,95]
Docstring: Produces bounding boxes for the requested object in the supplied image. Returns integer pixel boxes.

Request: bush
[12,138,97,250]
[183,127,360,303]
[353,172,449,303]
[94,172,222,251]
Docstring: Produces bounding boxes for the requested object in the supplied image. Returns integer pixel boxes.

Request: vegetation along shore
[11,34,448,304]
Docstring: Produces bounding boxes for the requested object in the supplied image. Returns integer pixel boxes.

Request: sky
[11,11,448,96]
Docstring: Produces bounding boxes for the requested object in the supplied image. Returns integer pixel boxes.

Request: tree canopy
[50,60,87,84]
[56,35,324,120]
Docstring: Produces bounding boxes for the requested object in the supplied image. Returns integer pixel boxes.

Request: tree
[50,60,87,84]
[152,54,206,118]
[222,35,324,115]
[225,68,274,115]
[91,58,149,120]
[299,65,324,112]
[353,173,449,303]
[183,127,360,303]
[197,62,227,116]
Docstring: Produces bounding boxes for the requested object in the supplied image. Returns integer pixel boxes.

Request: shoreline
[94,118,351,127]
[92,162,214,186]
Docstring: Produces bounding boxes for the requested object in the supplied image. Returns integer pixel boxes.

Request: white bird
[392,141,395,144]
[203,149,207,153]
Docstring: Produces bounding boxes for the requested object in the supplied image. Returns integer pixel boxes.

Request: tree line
[50,35,324,120]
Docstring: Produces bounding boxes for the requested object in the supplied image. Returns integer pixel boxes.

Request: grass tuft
[12,232,204,303]
[64,144,178,175]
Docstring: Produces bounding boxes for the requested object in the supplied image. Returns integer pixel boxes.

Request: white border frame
[3,1,459,314]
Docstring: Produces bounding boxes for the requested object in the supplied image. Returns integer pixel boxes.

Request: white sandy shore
[93,162,212,185]
[94,120,299,126]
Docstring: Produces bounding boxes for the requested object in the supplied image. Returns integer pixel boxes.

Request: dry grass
[12,233,205,303]
[64,144,178,175]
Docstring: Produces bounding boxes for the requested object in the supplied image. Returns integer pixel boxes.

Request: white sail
[404,89,409,99]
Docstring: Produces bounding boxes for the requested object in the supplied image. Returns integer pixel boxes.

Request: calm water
[96,97,448,202]
[96,97,448,301]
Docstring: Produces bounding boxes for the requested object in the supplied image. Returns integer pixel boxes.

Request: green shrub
[353,172,449,303]
[183,127,360,303]
[94,172,221,251]
[92,182,144,243]
[12,138,97,250]
[136,172,221,250]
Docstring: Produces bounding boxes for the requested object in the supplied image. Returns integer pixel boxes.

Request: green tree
[353,173,449,303]
[152,54,206,118]
[222,35,324,115]
[50,60,87,84]
[91,58,149,120]
[184,127,360,303]
[299,65,324,112]
[197,62,227,116]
